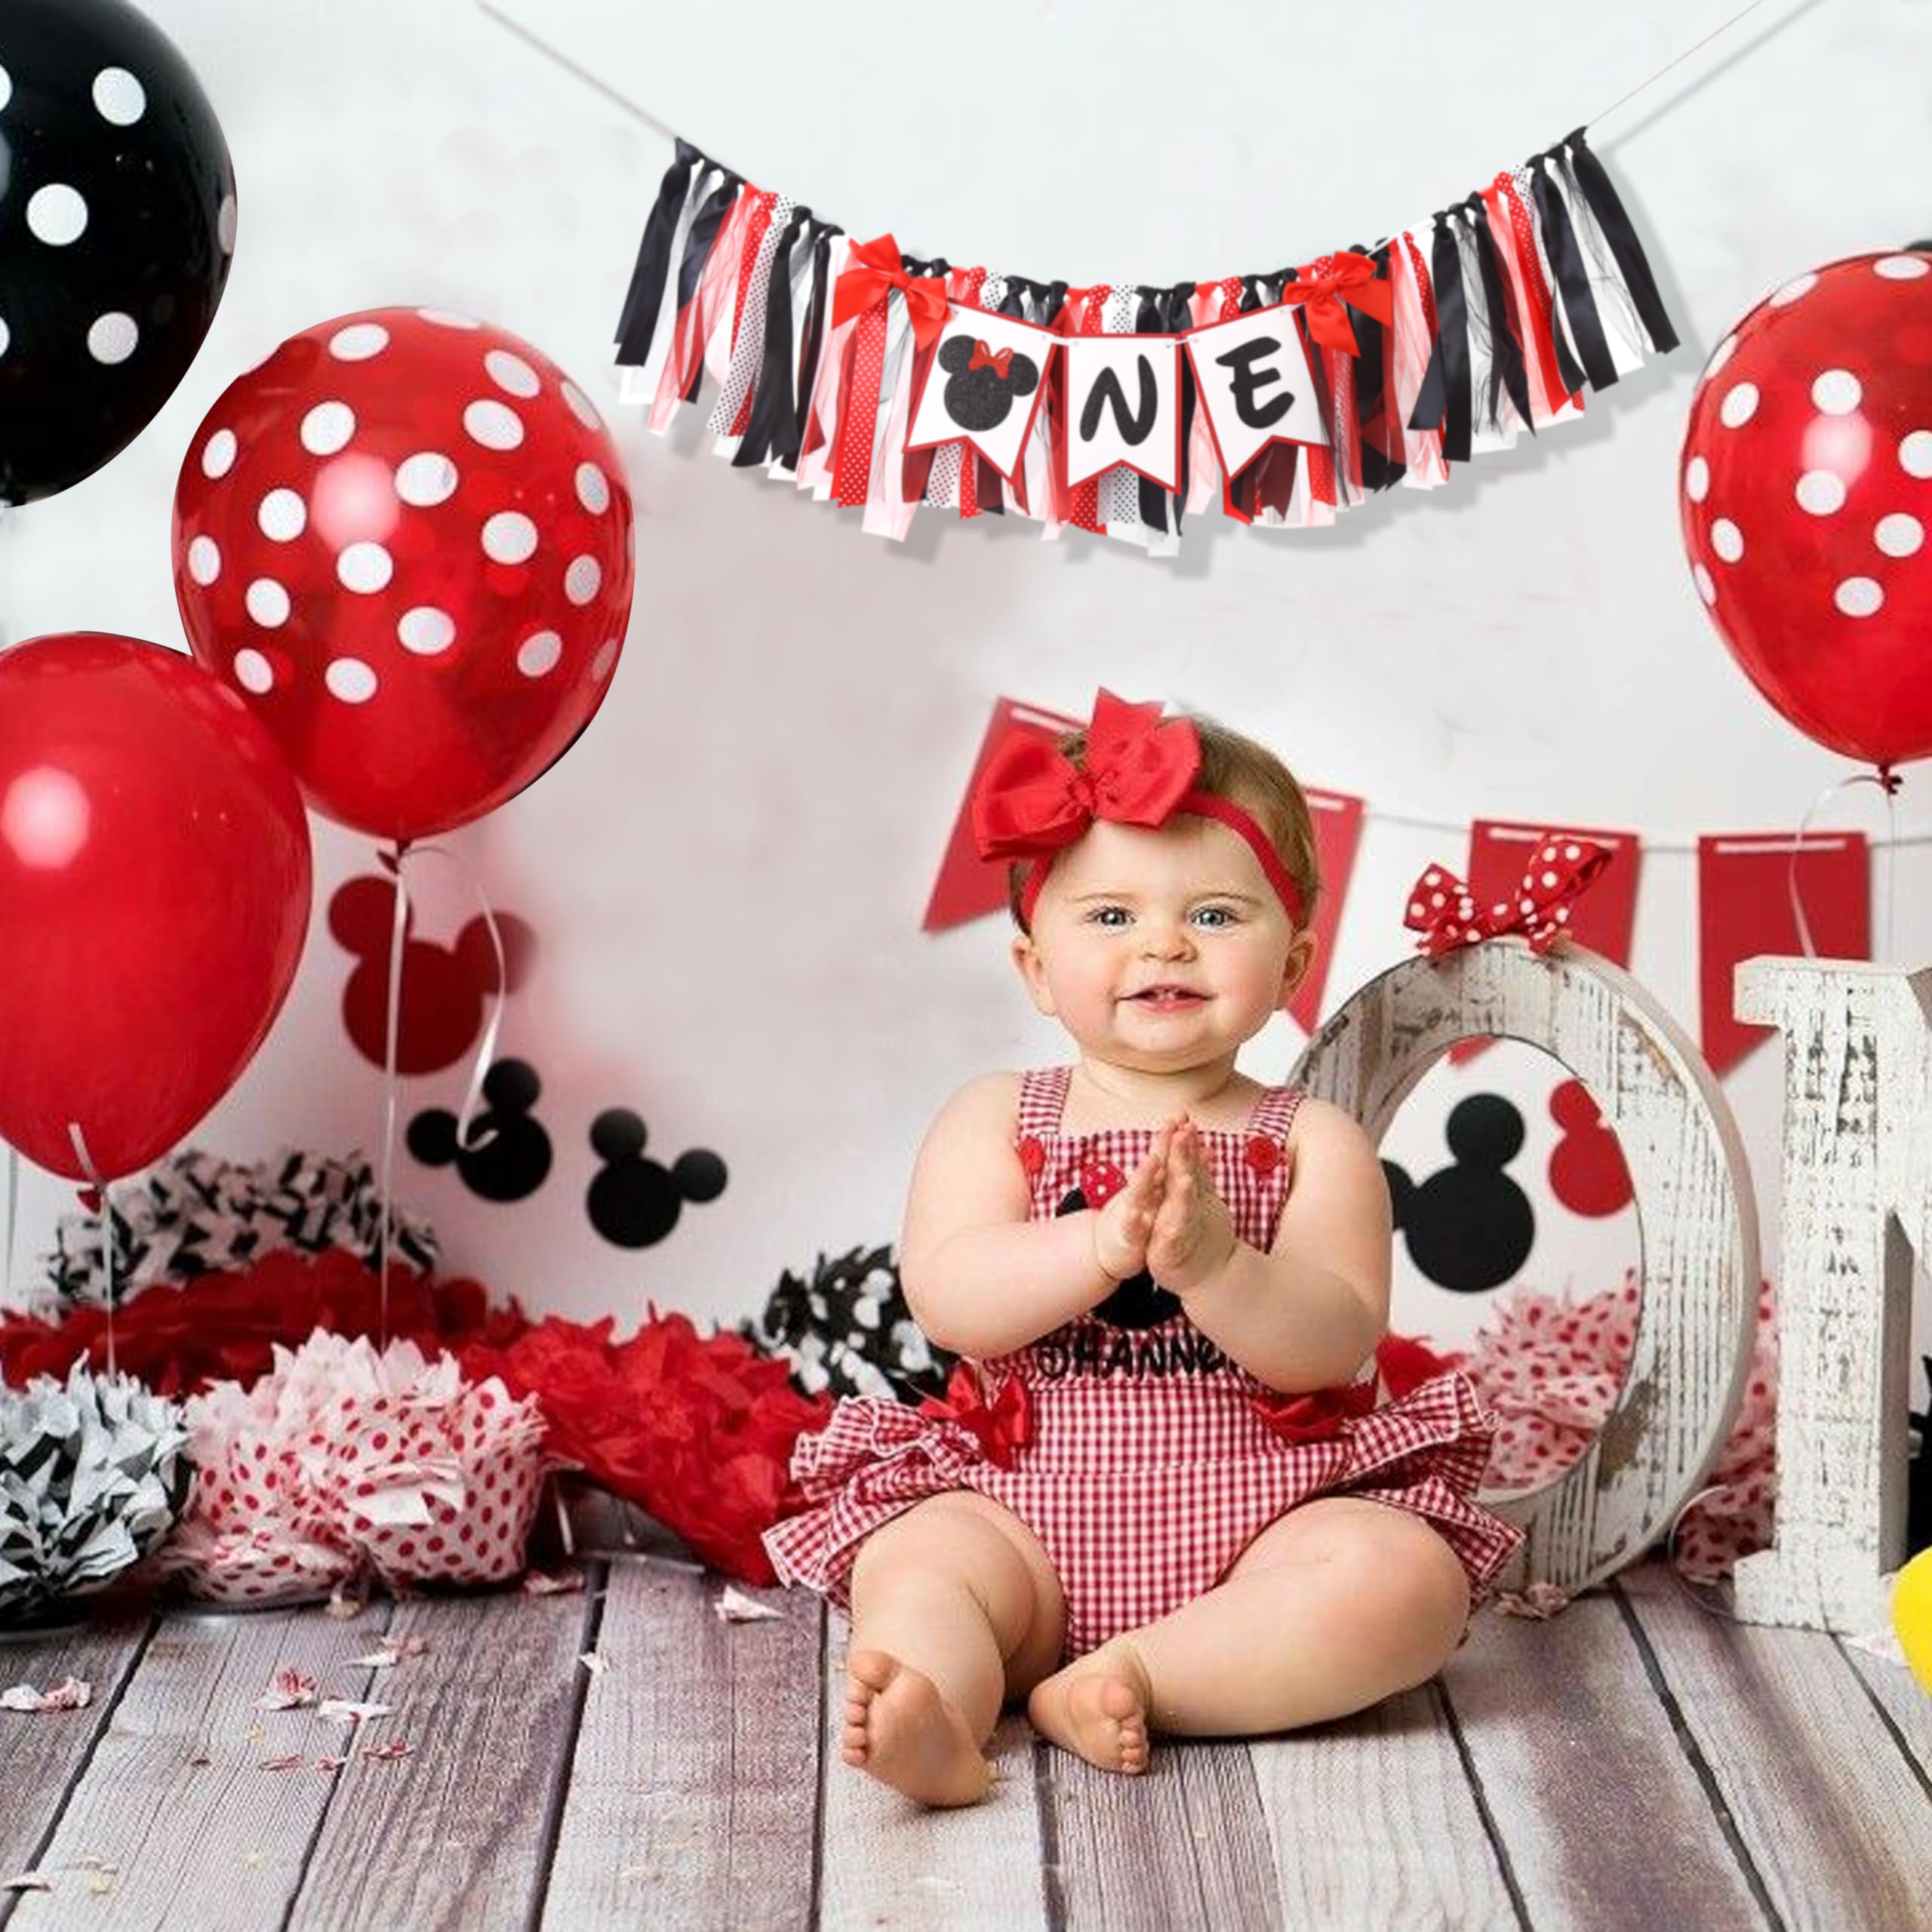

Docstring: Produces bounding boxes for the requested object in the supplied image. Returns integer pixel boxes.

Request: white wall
[5,0,1929,1357]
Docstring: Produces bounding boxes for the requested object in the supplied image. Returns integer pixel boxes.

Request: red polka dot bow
[971,689,1200,863]
[1404,835,1613,956]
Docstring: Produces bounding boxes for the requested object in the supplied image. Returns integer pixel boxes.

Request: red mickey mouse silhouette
[1547,1078,1633,1217]
[329,875,536,1074]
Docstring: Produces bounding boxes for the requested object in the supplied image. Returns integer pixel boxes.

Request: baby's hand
[1090,1126,1170,1289]
[1146,1119,1237,1296]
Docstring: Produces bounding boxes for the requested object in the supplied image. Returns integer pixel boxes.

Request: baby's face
[1012,814,1311,1075]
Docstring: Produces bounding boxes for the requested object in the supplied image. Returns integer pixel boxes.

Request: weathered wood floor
[2,1552,1928,1932]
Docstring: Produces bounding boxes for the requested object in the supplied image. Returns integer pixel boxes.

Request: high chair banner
[613,128,1677,552]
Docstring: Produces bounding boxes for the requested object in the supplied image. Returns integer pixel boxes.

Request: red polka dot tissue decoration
[1680,251,1932,773]
[173,308,636,841]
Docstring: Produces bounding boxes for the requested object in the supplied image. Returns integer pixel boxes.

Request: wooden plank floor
[2,1553,1927,1932]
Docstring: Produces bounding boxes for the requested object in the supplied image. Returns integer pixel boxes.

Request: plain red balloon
[1680,249,1932,772]
[0,635,312,1181]
[171,306,637,841]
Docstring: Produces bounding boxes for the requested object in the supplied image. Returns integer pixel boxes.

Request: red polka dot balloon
[172,307,635,841]
[1680,250,1932,773]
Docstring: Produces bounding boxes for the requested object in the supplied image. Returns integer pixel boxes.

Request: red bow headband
[970,691,1308,928]
[1404,836,1611,955]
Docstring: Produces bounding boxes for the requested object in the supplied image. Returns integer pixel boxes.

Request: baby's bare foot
[842,1648,992,1808]
[1027,1641,1153,1774]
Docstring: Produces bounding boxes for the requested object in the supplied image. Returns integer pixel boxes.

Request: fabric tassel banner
[614,130,1676,552]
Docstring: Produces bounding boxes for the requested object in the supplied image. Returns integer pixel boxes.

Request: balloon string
[393,843,508,1152]
[1663,1481,1747,1623]
[3,1145,16,1314]
[376,841,412,1351]
[1786,768,1899,961]
[65,1124,114,1380]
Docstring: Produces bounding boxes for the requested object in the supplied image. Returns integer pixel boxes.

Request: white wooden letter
[1294,942,1760,1598]
[1730,959,1930,1632]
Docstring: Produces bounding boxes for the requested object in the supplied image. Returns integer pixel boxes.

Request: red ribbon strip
[968,339,1014,380]
[1276,251,1396,357]
[971,690,1200,864]
[915,1363,1032,1467]
[1404,835,1613,955]
[831,232,950,351]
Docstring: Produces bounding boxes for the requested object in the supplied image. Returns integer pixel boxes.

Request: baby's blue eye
[1191,904,1238,928]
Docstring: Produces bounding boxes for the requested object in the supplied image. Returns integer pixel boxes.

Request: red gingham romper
[764,1068,1523,1659]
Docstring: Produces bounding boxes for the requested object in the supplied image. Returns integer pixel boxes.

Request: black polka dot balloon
[0,0,235,506]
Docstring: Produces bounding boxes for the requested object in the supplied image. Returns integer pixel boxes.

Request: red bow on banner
[916,1363,1032,1468]
[1405,835,1614,955]
[1277,251,1397,356]
[971,690,1201,863]
[830,232,951,349]
[968,340,1013,380]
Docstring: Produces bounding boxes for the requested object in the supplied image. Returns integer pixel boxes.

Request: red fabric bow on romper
[916,1364,1032,1468]
[830,233,951,350]
[971,690,1199,863]
[1404,835,1613,955]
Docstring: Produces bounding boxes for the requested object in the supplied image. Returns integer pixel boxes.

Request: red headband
[969,691,1308,928]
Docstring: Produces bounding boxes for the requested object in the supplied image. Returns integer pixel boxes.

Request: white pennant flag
[906,306,1057,483]
[1063,337,1183,491]
[1185,305,1327,479]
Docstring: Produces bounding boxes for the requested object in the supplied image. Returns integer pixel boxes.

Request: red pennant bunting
[923,698,1084,931]
[1697,832,1870,1076]
[1287,789,1364,1035]
[1450,821,1640,1064]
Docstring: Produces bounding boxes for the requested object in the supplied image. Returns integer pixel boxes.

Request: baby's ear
[937,335,974,374]
[1007,352,1040,398]
[1010,931,1056,1017]
[1278,928,1318,1007]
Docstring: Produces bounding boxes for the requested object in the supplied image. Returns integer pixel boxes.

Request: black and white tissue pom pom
[743,1244,956,1403]
[46,1146,441,1309]
[0,1361,193,1626]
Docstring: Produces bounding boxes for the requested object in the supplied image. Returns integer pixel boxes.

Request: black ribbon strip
[1423,214,1472,462]
[1529,158,1615,392]
[1350,242,1403,494]
[1458,194,1534,436]
[678,170,743,403]
[1563,128,1678,355]
[614,137,699,361]
[732,204,814,469]
[1131,287,1174,534]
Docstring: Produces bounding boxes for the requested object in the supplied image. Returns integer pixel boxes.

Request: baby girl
[764,691,1519,1807]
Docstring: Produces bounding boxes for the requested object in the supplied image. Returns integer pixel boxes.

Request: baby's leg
[844,1491,1066,1807]
[1029,1497,1468,1769]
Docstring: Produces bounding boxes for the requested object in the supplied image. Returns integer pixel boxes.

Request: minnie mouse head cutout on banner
[0,0,236,506]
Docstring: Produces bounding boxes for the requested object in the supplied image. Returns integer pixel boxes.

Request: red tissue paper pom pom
[0,1249,530,1398]
[462,1312,833,1586]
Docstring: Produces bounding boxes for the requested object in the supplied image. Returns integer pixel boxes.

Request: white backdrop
[5,0,1929,1359]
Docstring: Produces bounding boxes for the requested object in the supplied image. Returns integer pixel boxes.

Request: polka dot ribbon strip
[1404,835,1613,956]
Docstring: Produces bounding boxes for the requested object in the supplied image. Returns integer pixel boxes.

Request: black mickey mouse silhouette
[937,335,1040,432]
[408,1058,552,1202]
[586,1109,728,1249]
[1382,1094,1535,1294]
[1053,1163,1180,1331]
